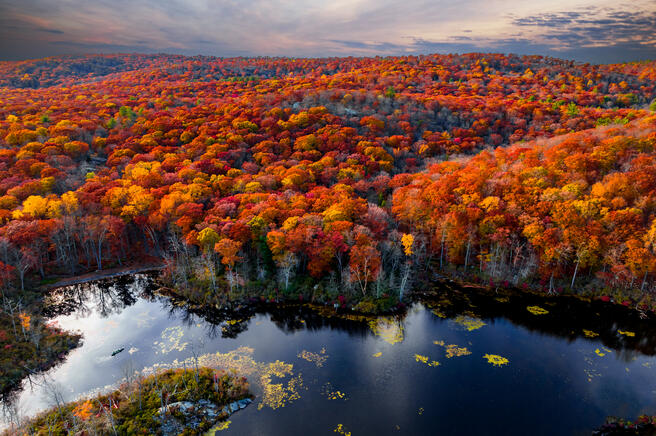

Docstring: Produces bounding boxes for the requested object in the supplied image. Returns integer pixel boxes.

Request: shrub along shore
[3,367,251,436]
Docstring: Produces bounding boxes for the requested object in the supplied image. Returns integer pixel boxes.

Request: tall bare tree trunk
[571,259,579,289]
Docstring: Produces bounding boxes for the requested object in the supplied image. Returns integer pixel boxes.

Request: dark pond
[3,274,656,435]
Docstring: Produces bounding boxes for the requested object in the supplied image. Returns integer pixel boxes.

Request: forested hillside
[0,53,655,308]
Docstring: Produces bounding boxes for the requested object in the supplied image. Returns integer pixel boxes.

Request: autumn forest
[1,54,655,301]
[2,52,656,434]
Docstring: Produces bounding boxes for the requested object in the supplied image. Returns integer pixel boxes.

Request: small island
[4,367,251,436]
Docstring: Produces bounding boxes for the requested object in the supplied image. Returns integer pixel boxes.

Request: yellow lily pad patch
[297,348,328,367]
[452,315,486,331]
[526,306,549,315]
[334,424,352,436]
[368,317,404,344]
[483,354,509,367]
[433,340,471,358]
[414,353,440,367]
[209,420,231,432]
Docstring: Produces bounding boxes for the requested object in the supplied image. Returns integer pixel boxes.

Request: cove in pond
[2,274,656,435]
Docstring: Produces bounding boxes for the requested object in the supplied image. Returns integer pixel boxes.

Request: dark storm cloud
[36,28,64,34]
[509,7,656,52]
[512,11,583,27]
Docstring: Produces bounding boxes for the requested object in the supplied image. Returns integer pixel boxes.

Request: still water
[4,274,656,435]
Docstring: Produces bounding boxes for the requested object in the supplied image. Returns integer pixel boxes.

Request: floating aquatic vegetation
[209,420,231,432]
[157,326,188,354]
[451,315,486,331]
[495,296,510,303]
[322,383,348,401]
[308,304,371,323]
[595,348,606,357]
[433,340,471,358]
[418,407,424,415]
[334,424,352,436]
[444,344,472,358]
[414,354,440,367]
[372,352,382,358]
[583,329,599,338]
[584,367,601,382]
[327,391,346,400]
[483,354,509,367]
[431,309,447,318]
[438,297,452,306]
[190,346,259,374]
[297,348,328,367]
[618,330,636,337]
[144,346,304,411]
[526,306,549,315]
[643,362,652,368]
[259,363,303,410]
[225,319,245,325]
[415,354,429,364]
[368,317,404,344]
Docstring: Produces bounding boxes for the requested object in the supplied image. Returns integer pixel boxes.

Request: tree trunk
[439,229,446,270]
[571,259,579,289]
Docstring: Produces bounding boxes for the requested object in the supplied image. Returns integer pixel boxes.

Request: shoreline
[41,263,166,291]
[4,266,655,432]
[40,258,656,318]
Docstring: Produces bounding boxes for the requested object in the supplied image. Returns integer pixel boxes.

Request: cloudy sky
[0,0,654,63]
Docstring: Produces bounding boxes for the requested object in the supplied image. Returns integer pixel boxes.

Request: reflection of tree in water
[0,363,65,429]
[164,293,375,340]
[41,273,656,358]
[421,283,656,358]
[46,274,388,340]
[0,384,21,427]
[42,274,156,319]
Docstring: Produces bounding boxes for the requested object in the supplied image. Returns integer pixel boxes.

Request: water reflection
[3,274,656,435]
[419,283,656,359]
[42,273,149,319]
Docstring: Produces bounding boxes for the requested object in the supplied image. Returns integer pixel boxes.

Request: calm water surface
[3,274,656,435]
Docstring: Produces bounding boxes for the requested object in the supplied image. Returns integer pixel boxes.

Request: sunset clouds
[0,0,654,62]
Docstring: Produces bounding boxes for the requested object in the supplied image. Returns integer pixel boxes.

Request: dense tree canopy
[0,52,655,307]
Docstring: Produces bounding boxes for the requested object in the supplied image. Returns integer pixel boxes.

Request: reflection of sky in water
[4,276,656,435]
